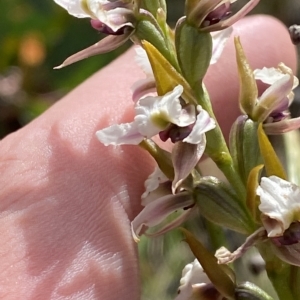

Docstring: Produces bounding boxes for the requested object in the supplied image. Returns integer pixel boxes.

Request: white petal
[142,167,168,200]
[257,176,300,237]
[134,46,153,76]
[175,259,210,300]
[156,85,193,126]
[92,6,134,32]
[210,26,233,65]
[54,0,90,18]
[254,66,298,89]
[131,78,156,103]
[96,122,143,145]
[134,99,163,137]
[254,67,287,85]
[134,85,192,136]
[255,74,294,122]
[183,107,216,144]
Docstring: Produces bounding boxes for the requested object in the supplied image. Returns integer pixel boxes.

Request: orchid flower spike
[187,0,260,32]
[53,0,136,68]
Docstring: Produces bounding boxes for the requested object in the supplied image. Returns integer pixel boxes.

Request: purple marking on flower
[203,3,231,26]
[271,222,300,246]
[90,19,126,35]
[159,124,194,143]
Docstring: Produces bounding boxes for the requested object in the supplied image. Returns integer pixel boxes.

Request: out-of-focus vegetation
[0,0,128,137]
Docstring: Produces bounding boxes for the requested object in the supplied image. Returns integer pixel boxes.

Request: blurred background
[0,0,299,138]
[1,1,300,299]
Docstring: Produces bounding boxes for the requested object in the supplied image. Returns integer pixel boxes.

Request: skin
[0,15,297,299]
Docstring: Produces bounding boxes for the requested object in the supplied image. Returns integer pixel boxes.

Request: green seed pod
[229,115,262,185]
[194,176,254,234]
[175,17,212,89]
[235,282,274,300]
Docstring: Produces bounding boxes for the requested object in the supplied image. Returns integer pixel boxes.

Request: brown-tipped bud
[289,25,300,45]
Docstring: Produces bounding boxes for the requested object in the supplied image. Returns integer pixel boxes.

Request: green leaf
[180,228,236,299]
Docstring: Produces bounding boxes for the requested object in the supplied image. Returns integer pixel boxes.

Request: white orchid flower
[257,176,300,238]
[175,259,221,300]
[96,85,215,146]
[97,85,215,192]
[53,0,135,68]
[215,176,300,266]
[252,63,300,134]
[54,0,134,33]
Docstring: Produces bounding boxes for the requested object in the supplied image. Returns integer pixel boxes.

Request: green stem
[258,243,296,300]
[204,219,227,252]
[195,85,246,202]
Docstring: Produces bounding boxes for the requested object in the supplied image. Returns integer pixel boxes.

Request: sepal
[172,142,204,194]
[194,176,254,234]
[54,30,133,68]
[270,239,300,267]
